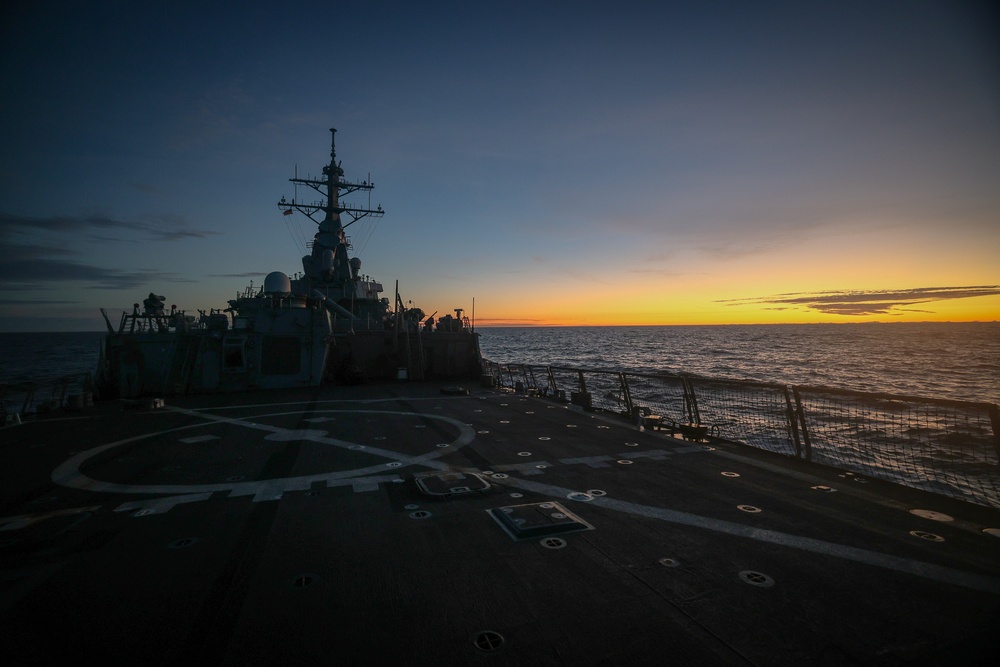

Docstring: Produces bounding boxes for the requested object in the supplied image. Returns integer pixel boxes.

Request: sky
[1,0,998,331]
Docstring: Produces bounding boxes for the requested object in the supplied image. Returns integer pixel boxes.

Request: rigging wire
[278,174,311,255]
[296,212,311,250]
[282,214,307,255]
[356,215,382,256]
[352,181,383,256]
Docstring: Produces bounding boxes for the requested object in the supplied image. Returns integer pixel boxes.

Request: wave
[479,323,1000,404]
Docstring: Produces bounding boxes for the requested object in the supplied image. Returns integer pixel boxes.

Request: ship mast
[277,128,384,284]
[277,128,384,228]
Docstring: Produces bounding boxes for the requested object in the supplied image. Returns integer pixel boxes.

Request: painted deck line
[502,476,1000,595]
[49,406,474,498]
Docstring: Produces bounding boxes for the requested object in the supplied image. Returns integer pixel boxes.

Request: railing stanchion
[620,372,633,418]
[783,386,803,458]
[793,387,812,462]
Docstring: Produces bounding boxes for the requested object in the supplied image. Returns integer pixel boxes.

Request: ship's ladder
[164,336,204,395]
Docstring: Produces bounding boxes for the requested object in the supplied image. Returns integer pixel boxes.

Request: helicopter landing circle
[51,409,475,498]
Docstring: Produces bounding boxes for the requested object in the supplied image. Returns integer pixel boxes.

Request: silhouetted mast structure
[278,127,383,227]
[277,127,384,285]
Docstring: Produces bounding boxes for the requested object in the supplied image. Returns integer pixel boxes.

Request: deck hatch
[415,472,490,497]
[487,501,594,541]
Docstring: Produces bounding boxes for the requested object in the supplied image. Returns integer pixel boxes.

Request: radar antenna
[277,128,384,228]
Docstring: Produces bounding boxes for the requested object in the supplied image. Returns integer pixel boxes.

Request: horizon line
[3,319,998,334]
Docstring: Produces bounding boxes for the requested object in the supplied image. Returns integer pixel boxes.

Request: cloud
[718,286,1000,316]
[0,212,216,242]
[2,243,76,261]
[0,257,187,290]
[0,212,215,291]
[0,298,78,305]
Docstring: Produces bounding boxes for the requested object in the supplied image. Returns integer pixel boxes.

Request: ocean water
[0,323,997,405]
[0,332,106,386]
[0,331,106,411]
[478,322,1000,405]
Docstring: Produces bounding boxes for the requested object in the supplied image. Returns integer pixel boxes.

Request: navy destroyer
[95,128,481,398]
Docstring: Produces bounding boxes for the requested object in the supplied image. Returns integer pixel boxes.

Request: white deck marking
[50,407,474,499]
[39,400,1000,595]
[501,477,1000,595]
[489,461,555,475]
[559,456,615,468]
[114,493,213,515]
[617,450,672,460]
[178,435,219,444]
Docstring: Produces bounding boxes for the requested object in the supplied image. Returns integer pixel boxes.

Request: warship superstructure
[96,129,481,397]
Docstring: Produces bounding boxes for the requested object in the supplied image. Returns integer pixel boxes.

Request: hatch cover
[415,472,491,497]
[487,502,594,541]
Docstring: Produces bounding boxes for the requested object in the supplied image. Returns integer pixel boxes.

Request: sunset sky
[1,1,998,331]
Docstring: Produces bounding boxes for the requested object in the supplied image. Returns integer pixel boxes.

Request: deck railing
[1,373,95,425]
[482,360,1000,509]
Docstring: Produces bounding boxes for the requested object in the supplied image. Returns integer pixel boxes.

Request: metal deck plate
[415,472,491,496]
[487,501,594,541]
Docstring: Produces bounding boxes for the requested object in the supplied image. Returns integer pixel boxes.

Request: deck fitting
[540,537,567,549]
[415,472,490,497]
[488,501,594,541]
[739,570,774,587]
[909,509,953,522]
[472,630,506,653]
[909,530,945,542]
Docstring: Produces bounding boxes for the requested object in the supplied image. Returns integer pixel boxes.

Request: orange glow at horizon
[471,291,1000,327]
